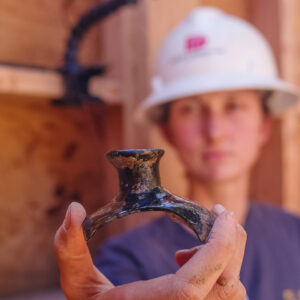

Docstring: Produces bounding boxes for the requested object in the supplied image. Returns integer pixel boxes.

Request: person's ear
[260,115,272,145]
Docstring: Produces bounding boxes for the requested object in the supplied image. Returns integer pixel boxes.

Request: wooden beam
[278,0,300,215]
[0,65,121,104]
[246,0,283,208]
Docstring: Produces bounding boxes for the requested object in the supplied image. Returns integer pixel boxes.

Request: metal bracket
[53,0,138,105]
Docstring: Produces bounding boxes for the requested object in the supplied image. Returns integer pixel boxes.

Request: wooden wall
[0,0,124,297]
[0,98,123,296]
[1,0,300,297]
[0,0,101,68]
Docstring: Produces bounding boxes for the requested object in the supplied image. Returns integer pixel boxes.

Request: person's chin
[200,167,239,183]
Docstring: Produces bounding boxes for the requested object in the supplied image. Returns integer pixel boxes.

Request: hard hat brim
[136,74,299,124]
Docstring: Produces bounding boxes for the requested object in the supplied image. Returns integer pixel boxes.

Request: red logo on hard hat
[186,36,206,51]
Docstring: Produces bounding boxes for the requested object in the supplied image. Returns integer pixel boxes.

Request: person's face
[161,90,271,183]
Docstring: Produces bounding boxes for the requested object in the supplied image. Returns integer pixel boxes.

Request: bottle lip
[106,149,164,159]
[106,149,165,170]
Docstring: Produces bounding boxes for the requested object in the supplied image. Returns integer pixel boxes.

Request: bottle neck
[118,162,161,194]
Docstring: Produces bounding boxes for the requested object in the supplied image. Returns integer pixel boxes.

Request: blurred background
[0,0,300,299]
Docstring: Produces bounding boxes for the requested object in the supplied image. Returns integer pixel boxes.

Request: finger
[175,247,199,267]
[205,206,247,300]
[217,223,247,287]
[211,204,227,216]
[175,204,227,267]
[55,202,91,275]
[213,204,247,281]
[232,281,247,300]
[208,279,247,300]
[175,209,238,298]
[54,202,113,299]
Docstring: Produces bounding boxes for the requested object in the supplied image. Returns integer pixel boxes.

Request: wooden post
[248,0,284,207]
[120,1,150,148]
[278,0,300,214]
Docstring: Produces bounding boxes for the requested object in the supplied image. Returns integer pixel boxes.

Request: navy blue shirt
[94,203,300,300]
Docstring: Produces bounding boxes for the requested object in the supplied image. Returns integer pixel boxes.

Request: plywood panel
[279,0,300,85]
[0,0,101,68]
[279,0,300,214]
[0,97,122,296]
[250,119,283,206]
[249,0,281,71]
[147,0,199,67]
[150,128,188,198]
[245,0,283,207]
[199,0,250,19]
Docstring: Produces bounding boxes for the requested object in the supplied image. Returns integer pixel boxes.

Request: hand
[54,202,247,300]
[175,204,247,300]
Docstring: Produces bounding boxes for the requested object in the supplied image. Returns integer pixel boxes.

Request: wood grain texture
[279,0,300,86]
[249,0,281,72]
[0,97,122,296]
[250,119,283,206]
[1,0,300,297]
[278,0,300,214]
[246,0,283,207]
[119,1,150,148]
[199,0,250,19]
[0,0,101,68]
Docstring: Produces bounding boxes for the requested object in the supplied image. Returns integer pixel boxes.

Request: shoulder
[247,202,300,238]
[250,202,300,223]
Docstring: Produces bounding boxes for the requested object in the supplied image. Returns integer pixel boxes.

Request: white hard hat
[137,7,299,123]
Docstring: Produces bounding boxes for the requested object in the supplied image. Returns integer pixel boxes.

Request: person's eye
[226,101,244,112]
[179,103,199,115]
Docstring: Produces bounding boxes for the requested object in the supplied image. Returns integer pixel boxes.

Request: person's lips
[202,150,231,161]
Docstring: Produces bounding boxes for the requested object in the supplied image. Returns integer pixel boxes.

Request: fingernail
[64,204,72,231]
[237,224,243,231]
[212,204,226,215]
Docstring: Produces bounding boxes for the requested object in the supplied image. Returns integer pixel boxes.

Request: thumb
[54,202,92,275]
[54,202,112,299]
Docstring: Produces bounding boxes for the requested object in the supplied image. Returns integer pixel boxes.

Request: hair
[261,91,272,115]
[153,90,273,124]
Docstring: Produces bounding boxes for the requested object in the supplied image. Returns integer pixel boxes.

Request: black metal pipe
[55,0,138,105]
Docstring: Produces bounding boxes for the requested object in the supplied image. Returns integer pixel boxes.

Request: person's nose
[202,112,226,143]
